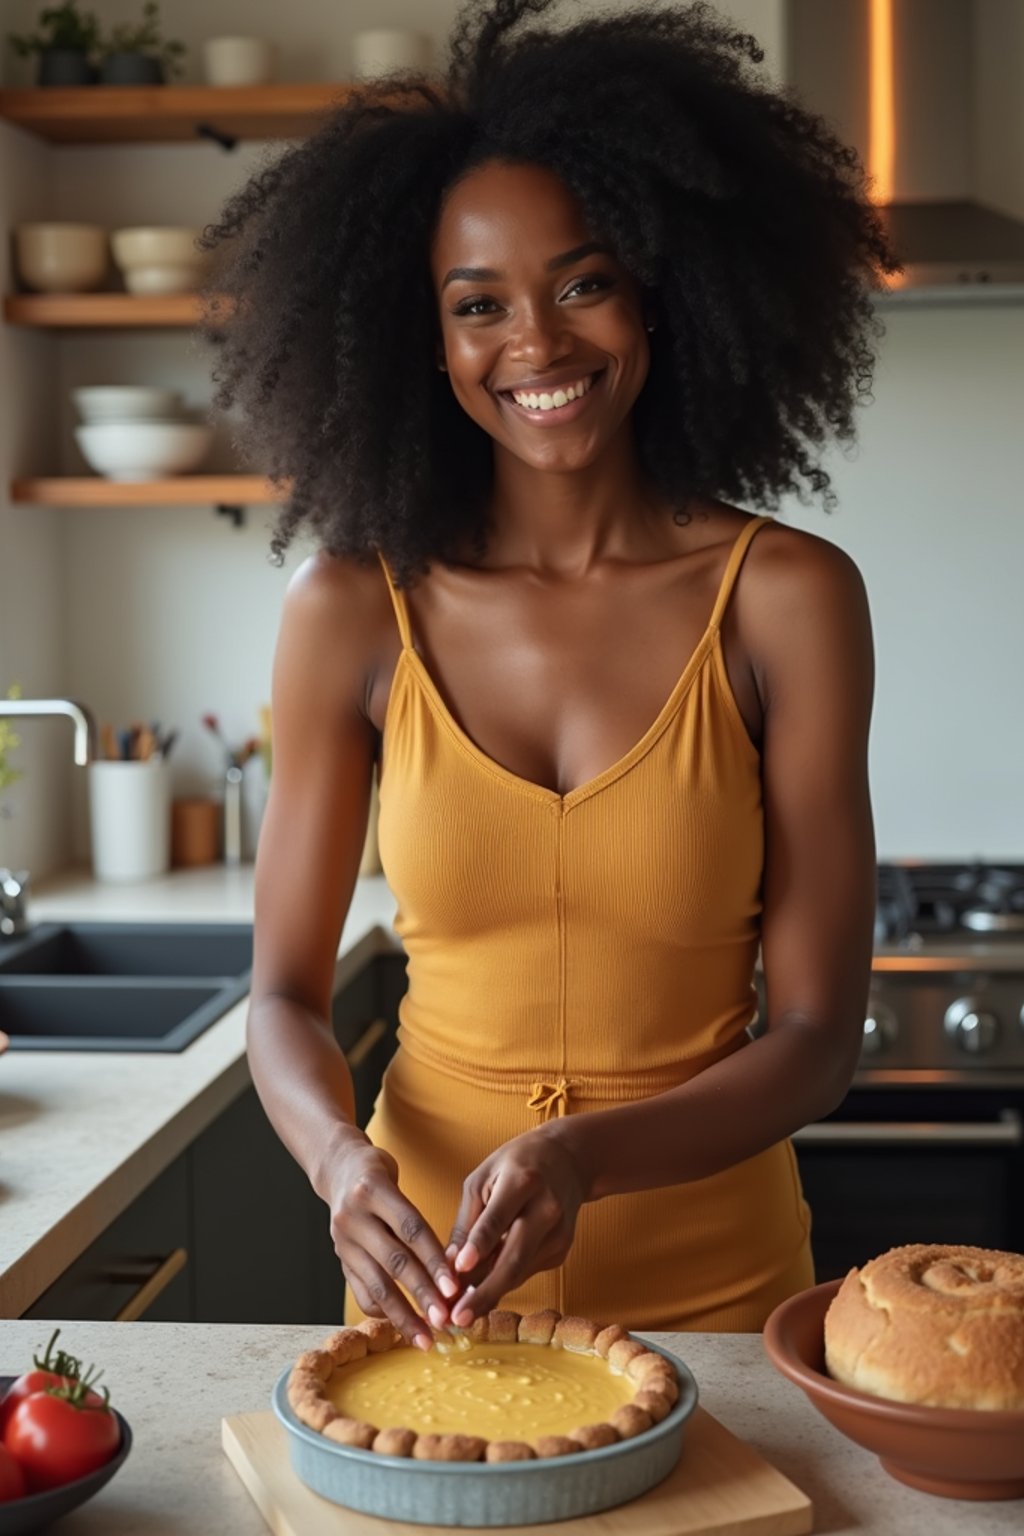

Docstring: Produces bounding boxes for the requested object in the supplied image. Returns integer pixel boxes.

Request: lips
[496,368,607,425]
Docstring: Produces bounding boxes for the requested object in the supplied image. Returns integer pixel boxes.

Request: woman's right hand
[327,1142,463,1350]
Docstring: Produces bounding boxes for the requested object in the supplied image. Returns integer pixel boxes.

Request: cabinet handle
[112,1247,188,1321]
[345,1017,389,1071]
[792,1111,1022,1148]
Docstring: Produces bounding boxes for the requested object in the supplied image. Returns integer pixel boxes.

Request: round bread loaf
[824,1243,1024,1410]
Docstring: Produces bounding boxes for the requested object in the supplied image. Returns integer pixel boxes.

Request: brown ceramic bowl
[763,1279,1024,1501]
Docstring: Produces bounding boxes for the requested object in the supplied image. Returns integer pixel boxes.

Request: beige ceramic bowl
[73,386,185,423]
[764,1278,1024,1501]
[14,223,108,292]
[110,227,211,295]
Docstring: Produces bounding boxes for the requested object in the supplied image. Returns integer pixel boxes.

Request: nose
[506,301,573,368]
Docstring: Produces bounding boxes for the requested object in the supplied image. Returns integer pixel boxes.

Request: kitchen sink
[0,922,252,1052]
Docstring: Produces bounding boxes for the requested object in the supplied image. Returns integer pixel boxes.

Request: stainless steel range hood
[786,0,1024,303]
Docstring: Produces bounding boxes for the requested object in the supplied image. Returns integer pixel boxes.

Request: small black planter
[99,51,164,85]
[36,47,95,86]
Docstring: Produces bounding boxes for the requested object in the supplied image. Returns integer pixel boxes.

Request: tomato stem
[32,1327,82,1382]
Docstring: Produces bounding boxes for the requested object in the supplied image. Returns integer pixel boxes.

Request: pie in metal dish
[287,1308,682,1462]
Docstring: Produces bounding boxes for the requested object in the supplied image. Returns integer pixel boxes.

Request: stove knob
[944,998,999,1054]
[861,1003,897,1055]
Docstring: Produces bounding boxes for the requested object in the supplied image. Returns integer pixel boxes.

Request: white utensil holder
[88,760,171,882]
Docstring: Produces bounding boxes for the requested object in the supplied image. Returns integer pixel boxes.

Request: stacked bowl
[110,227,211,296]
[73,387,213,482]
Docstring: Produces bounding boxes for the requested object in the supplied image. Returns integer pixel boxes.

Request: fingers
[342,1247,433,1351]
[333,1159,464,1348]
[450,1166,539,1279]
[450,1196,565,1324]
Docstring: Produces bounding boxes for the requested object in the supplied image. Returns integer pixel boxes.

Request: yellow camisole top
[346,513,813,1332]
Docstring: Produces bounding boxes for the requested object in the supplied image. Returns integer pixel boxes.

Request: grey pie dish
[271,1335,698,1527]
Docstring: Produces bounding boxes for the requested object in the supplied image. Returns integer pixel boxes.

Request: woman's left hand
[444,1125,591,1325]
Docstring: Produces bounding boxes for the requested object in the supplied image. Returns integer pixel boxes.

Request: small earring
[645,322,656,333]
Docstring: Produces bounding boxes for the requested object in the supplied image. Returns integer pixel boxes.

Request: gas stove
[867,861,1024,1080]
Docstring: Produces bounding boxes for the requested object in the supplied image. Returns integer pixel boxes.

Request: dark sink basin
[0,922,252,978]
[0,922,252,1052]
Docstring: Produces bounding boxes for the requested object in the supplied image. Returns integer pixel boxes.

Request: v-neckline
[393,622,720,810]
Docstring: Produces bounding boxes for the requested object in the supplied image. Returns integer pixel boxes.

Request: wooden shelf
[3,292,225,327]
[0,82,349,144]
[10,475,284,506]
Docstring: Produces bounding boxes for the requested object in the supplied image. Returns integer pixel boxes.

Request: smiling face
[431,160,651,475]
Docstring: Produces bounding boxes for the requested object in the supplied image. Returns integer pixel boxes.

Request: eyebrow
[441,241,614,290]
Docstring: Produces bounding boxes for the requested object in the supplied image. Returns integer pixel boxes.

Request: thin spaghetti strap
[707,515,774,631]
[377,552,415,652]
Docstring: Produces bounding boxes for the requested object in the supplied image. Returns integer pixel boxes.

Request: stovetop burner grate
[876,862,1024,942]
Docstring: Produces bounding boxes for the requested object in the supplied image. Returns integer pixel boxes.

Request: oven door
[791,1084,1024,1282]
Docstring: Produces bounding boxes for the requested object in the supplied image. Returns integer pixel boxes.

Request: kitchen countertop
[0,866,400,1318]
[0,1318,1019,1534]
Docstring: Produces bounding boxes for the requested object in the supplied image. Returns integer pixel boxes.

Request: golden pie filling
[287,1309,683,1462]
[326,1340,636,1439]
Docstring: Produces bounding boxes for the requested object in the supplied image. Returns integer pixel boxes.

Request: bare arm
[247,552,459,1343]
[444,529,876,1306]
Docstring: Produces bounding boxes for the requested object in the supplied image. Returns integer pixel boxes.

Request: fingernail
[438,1272,459,1298]
[455,1243,478,1273]
[413,1332,433,1352]
[428,1304,447,1328]
[445,1243,458,1261]
[452,1285,476,1327]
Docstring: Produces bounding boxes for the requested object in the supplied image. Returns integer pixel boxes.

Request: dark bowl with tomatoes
[0,1378,132,1536]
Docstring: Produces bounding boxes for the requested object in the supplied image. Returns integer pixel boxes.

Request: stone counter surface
[0,868,399,1317]
[0,1320,1018,1534]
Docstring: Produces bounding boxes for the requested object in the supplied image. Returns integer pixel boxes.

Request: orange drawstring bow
[527,1077,575,1119]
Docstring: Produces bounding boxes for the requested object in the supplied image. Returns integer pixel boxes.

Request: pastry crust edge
[286,1309,681,1460]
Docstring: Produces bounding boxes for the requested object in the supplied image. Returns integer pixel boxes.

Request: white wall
[1,1,1021,876]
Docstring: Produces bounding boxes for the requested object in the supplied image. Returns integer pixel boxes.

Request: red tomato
[3,1392,120,1492]
[0,1444,27,1503]
[0,1329,85,1435]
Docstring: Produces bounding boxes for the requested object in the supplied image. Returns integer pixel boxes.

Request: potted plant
[7,3,101,87]
[97,2,186,85]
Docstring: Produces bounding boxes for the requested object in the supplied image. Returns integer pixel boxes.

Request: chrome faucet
[0,697,98,936]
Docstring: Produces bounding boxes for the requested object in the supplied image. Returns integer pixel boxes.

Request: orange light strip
[869,0,895,204]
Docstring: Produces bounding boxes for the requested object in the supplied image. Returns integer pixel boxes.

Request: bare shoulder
[275,549,394,718]
[282,548,389,630]
[732,519,872,689]
[743,517,868,610]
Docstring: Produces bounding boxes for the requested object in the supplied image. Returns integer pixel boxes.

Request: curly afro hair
[197,0,899,583]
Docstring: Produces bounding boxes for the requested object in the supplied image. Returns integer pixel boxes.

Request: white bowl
[110,226,206,268]
[75,421,213,481]
[73,386,185,423]
[122,264,209,296]
[14,223,108,292]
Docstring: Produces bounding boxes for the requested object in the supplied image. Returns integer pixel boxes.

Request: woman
[199,0,894,1349]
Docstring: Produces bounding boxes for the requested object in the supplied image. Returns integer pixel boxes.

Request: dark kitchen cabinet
[21,952,405,1325]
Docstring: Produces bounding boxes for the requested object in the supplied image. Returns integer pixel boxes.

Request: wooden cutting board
[222,1406,813,1536]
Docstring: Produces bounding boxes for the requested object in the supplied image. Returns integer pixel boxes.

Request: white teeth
[510,373,595,411]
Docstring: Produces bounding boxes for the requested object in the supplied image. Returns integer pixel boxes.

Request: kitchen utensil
[171,798,220,867]
[0,1377,131,1536]
[109,227,211,296]
[74,421,213,481]
[351,29,433,77]
[73,386,185,424]
[202,37,276,85]
[764,1278,1024,1500]
[13,224,108,293]
[88,760,171,882]
[223,1399,811,1535]
[267,1339,699,1525]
